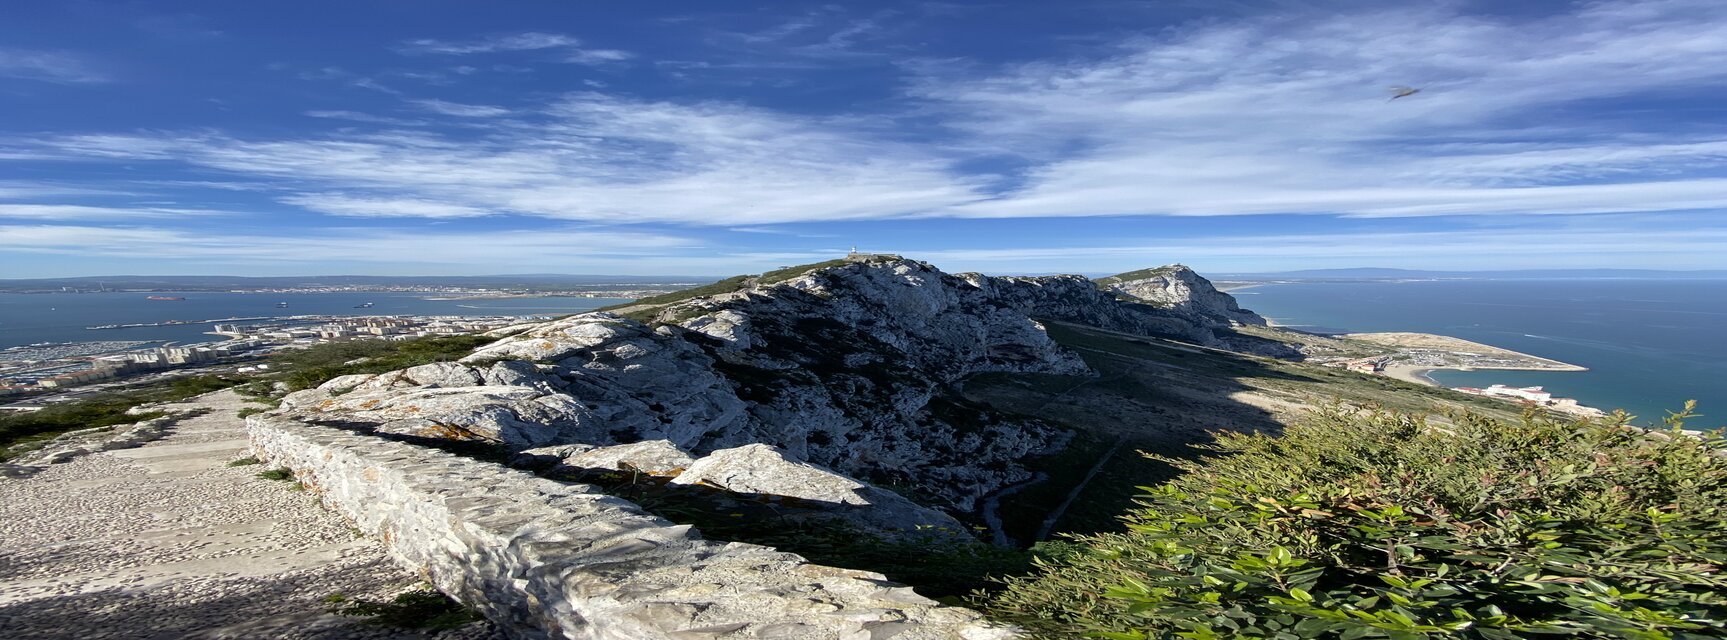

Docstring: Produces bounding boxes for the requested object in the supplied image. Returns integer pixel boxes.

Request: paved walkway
[0,390,502,639]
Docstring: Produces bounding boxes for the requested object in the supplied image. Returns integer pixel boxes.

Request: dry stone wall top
[247,416,1018,640]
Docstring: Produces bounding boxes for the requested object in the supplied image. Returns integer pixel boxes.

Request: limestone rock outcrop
[271,257,1281,516]
[248,417,1017,640]
[1096,264,1267,327]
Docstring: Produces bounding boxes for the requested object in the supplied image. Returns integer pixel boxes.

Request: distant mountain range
[0,274,709,292]
[1216,268,1727,280]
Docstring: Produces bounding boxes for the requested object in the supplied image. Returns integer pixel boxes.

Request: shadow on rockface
[962,321,1315,546]
[516,459,1043,600]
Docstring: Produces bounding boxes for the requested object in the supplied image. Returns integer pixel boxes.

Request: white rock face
[248,417,1018,640]
[562,439,694,475]
[1100,264,1267,327]
[273,259,1098,512]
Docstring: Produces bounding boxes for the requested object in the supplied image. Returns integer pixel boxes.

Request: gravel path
[0,390,505,640]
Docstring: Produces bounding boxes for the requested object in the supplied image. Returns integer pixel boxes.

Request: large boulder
[562,439,695,476]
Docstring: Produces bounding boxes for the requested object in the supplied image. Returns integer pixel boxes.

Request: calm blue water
[1237,280,1727,426]
[0,292,628,349]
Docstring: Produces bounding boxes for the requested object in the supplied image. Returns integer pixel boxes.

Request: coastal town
[1307,332,1603,417]
[0,314,533,403]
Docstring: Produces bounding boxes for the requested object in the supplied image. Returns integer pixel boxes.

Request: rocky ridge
[1097,264,1268,327]
[271,257,1281,528]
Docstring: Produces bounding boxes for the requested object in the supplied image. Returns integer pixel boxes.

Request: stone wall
[246,416,1018,640]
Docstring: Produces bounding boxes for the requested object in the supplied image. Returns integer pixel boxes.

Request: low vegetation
[596,275,752,322]
[596,259,855,323]
[255,467,295,481]
[1095,266,1182,285]
[0,373,243,461]
[758,259,848,285]
[985,404,1727,639]
[268,334,495,392]
[326,588,483,630]
[226,456,260,467]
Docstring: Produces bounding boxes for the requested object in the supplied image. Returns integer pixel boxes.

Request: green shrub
[329,587,482,630]
[986,404,1727,639]
[227,456,260,467]
[255,467,294,481]
[236,407,266,419]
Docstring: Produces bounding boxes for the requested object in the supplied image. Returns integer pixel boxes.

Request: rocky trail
[0,390,502,640]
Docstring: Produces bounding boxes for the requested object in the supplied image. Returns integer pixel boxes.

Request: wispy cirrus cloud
[903,224,1727,274]
[398,32,579,55]
[32,92,984,224]
[0,204,223,220]
[409,99,511,118]
[303,110,429,126]
[16,0,1727,231]
[397,32,632,65]
[0,48,107,83]
[918,0,1727,219]
[0,224,697,267]
[280,193,493,218]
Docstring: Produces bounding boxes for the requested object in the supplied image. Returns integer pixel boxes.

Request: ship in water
[145,296,185,301]
[354,302,375,308]
[276,301,289,308]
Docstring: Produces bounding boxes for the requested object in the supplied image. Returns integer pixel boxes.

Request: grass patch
[255,467,294,481]
[1093,266,1181,285]
[0,373,244,461]
[265,334,495,392]
[327,588,482,631]
[758,259,848,285]
[236,407,267,419]
[594,274,749,313]
[227,456,260,467]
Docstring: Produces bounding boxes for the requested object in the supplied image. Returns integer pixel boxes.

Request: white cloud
[409,99,511,118]
[565,49,634,65]
[304,110,428,126]
[0,224,697,267]
[18,1,1727,227]
[900,226,1727,274]
[0,204,221,220]
[0,181,129,199]
[397,32,632,64]
[917,0,1727,219]
[280,194,493,218]
[400,32,581,55]
[0,48,106,83]
[33,94,985,223]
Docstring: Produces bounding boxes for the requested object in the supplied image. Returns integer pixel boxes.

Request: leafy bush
[227,456,260,467]
[986,404,1727,639]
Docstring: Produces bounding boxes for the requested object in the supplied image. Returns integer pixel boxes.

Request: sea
[1236,279,1727,427]
[0,291,628,350]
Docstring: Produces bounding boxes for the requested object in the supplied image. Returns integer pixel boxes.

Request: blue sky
[3,0,1726,277]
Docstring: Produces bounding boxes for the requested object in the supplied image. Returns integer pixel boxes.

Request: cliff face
[273,258,1277,515]
[1097,265,1267,327]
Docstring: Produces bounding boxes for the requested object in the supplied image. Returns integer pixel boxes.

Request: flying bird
[1388,85,1423,100]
